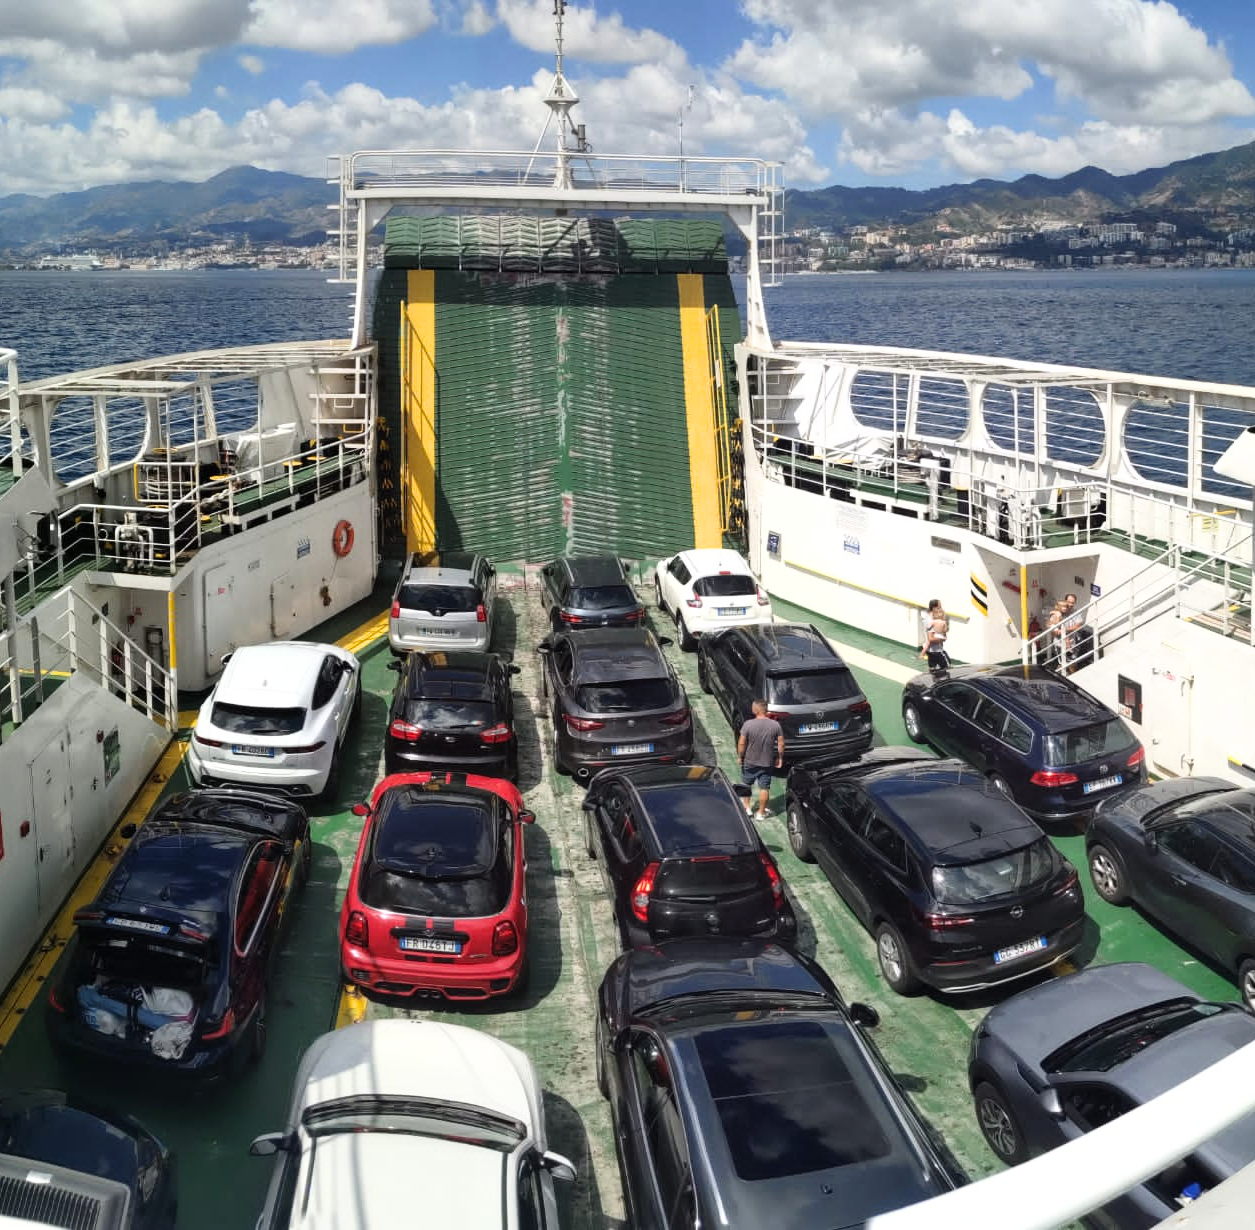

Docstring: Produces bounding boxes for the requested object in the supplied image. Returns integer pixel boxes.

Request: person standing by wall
[1062,592,1088,672]
[920,599,950,676]
[737,699,785,821]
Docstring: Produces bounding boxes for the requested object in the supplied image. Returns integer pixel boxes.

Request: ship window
[1046,386,1104,467]
[1200,403,1255,499]
[914,376,968,441]
[49,395,99,483]
[1123,395,1186,486]
[104,396,149,466]
[983,385,1035,454]
[850,370,908,433]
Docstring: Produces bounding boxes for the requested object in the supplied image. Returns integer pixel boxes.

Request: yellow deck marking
[338,612,388,655]
[403,270,437,554]
[677,274,721,548]
[335,983,368,1029]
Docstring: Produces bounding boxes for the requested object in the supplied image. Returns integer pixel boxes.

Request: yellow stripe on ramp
[677,274,721,548]
[335,983,368,1029]
[338,612,388,656]
[403,269,437,555]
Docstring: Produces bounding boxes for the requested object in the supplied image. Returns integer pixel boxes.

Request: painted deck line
[0,737,189,1052]
[818,634,920,685]
[677,273,721,548]
[337,611,388,655]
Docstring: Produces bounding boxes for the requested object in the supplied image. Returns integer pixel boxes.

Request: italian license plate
[717,606,747,616]
[1083,774,1123,794]
[106,916,170,935]
[232,744,275,757]
[399,935,461,955]
[994,937,1047,964]
[800,721,837,734]
[612,743,655,755]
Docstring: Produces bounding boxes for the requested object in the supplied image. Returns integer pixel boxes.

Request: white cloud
[2,0,250,55]
[497,0,687,71]
[238,53,265,75]
[0,38,205,102]
[245,0,438,54]
[0,86,69,124]
[454,1,495,37]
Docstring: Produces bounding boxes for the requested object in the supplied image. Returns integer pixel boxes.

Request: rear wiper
[669,840,751,855]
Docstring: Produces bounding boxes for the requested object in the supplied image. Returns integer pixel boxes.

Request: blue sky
[1,0,1253,195]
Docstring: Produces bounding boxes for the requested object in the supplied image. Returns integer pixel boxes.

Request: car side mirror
[221,651,233,666]
[387,659,401,672]
[249,1132,292,1157]
[540,1150,577,1183]
[536,643,552,655]
[1145,830,1159,853]
[351,803,370,818]
[340,659,355,673]
[1040,1089,1064,1119]
[518,809,536,825]
[848,1001,880,1029]
[657,636,674,648]
[581,797,596,811]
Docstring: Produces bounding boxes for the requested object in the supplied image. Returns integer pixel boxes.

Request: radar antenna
[528,0,590,189]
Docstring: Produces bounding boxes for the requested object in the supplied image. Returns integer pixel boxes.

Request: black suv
[539,628,692,778]
[901,664,1145,822]
[698,623,874,764]
[47,789,310,1079]
[582,764,797,948]
[385,651,521,780]
[539,555,645,630]
[596,939,962,1230]
[786,748,1085,995]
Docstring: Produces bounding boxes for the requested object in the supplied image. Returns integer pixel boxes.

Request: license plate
[716,606,747,616]
[800,721,837,734]
[399,935,462,955]
[106,916,170,935]
[232,744,275,757]
[994,937,1047,964]
[612,743,655,755]
[421,626,457,637]
[1083,774,1123,794]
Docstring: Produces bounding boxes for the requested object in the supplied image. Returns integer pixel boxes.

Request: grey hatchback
[539,555,645,631]
[968,962,1255,1229]
[388,550,497,654]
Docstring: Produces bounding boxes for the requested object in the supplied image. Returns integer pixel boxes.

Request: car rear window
[766,668,860,706]
[694,1020,892,1181]
[210,702,306,736]
[569,584,636,610]
[694,575,756,598]
[1043,718,1136,766]
[932,837,1057,904]
[576,679,676,712]
[403,699,497,728]
[397,584,481,613]
[655,852,764,897]
[638,780,755,855]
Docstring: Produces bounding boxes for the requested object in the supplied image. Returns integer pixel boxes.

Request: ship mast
[530,0,589,189]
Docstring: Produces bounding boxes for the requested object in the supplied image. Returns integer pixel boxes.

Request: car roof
[216,641,335,708]
[406,549,481,573]
[556,554,627,584]
[738,624,841,670]
[568,630,668,681]
[404,652,497,695]
[941,665,1117,733]
[629,767,757,856]
[677,549,754,576]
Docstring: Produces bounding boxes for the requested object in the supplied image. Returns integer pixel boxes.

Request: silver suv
[388,551,497,653]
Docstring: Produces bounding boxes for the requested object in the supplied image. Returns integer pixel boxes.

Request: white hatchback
[187,641,360,800]
[250,1019,575,1230]
[654,548,773,649]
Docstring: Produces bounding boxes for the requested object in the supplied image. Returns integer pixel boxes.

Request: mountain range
[4,140,1255,254]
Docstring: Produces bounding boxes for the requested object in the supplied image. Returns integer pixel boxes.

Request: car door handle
[1171,875,1188,888]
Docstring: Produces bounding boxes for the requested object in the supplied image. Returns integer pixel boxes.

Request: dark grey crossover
[596,938,963,1230]
[582,763,797,948]
[968,962,1255,1229]
[539,554,645,631]
[786,748,1086,994]
[901,664,1145,822]
[1087,778,1255,1008]
[538,628,691,778]
[698,622,874,765]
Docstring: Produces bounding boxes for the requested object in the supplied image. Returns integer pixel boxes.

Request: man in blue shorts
[737,699,785,820]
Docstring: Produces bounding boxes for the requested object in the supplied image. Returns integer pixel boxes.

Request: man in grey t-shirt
[737,699,785,820]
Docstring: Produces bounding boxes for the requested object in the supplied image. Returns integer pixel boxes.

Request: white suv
[654,548,772,650]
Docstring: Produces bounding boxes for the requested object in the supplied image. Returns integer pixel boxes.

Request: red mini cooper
[340,772,533,1000]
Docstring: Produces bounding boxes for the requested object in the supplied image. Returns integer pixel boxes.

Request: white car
[250,1019,575,1230]
[654,548,773,649]
[187,641,360,800]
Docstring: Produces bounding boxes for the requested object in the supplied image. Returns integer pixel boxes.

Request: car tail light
[759,852,785,910]
[47,986,65,1014]
[1031,769,1079,787]
[72,909,104,925]
[287,742,326,754]
[179,922,210,942]
[659,707,690,727]
[685,596,703,608]
[1127,746,1145,769]
[564,714,605,732]
[559,610,583,624]
[476,603,487,623]
[1053,867,1081,897]
[767,710,788,722]
[389,718,423,742]
[480,722,512,744]
[491,920,519,956]
[193,731,225,747]
[631,862,660,923]
[757,586,770,606]
[924,912,976,929]
[626,607,646,623]
[202,1008,236,1040]
[850,701,872,720]
[390,599,400,618]
[345,910,369,947]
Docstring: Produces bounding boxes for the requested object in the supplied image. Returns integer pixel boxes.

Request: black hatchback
[785,749,1086,994]
[901,664,1145,822]
[47,789,309,1080]
[539,555,646,631]
[582,764,797,948]
[385,650,521,780]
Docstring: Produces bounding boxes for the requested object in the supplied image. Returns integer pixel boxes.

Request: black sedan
[0,1090,176,1229]
[538,628,692,778]
[47,788,310,1080]
[1087,778,1255,1008]
[385,650,521,779]
[582,763,797,948]
[596,938,962,1230]
[785,748,1086,994]
[968,962,1255,1228]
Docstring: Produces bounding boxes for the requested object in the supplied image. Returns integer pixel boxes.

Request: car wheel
[323,746,342,801]
[595,1015,610,1099]
[974,1081,1028,1165]
[1239,959,1255,1012]
[352,677,363,723]
[250,997,268,1066]
[551,719,568,776]
[875,922,922,995]
[1087,843,1128,905]
[902,700,926,744]
[988,773,1012,798]
[675,608,695,652]
[506,743,520,783]
[300,832,313,883]
[654,577,665,613]
[584,810,598,859]
[786,799,814,863]
[513,948,531,997]
[697,651,712,694]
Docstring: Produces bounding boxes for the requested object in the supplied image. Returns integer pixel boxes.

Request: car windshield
[570,584,635,610]
[932,838,1057,904]
[1043,718,1135,767]
[403,699,497,728]
[398,583,480,613]
[694,575,756,598]
[210,703,306,736]
[303,1096,524,1150]
[1046,1000,1233,1074]
[576,678,675,712]
[767,669,860,706]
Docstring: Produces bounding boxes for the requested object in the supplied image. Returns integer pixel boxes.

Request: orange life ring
[332,520,354,558]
